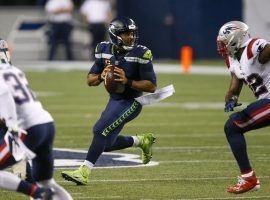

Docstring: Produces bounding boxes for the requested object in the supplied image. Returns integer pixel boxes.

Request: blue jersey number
[3,72,37,105]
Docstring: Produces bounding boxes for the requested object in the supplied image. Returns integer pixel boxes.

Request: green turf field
[1,70,270,199]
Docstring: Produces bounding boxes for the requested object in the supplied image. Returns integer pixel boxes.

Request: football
[104,65,125,93]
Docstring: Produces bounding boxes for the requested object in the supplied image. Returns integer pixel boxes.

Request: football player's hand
[224,99,242,112]
[101,66,111,80]
[114,67,127,84]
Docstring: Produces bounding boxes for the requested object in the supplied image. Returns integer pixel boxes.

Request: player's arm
[87,66,111,86]
[225,72,243,102]
[258,44,270,64]
[114,67,156,93]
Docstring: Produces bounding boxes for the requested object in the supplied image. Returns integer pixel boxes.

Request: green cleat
[137,133,156,164]
[61,165,91,185]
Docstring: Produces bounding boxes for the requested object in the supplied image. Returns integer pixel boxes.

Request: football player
[61,17,157,185]
[217,21,270,194]
[0,81,54,199]
[0,38,72,199]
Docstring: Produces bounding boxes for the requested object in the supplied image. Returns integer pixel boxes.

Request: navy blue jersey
[89,42,157,99]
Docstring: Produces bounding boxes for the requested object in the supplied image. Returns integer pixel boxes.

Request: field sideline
[0,64,270,199]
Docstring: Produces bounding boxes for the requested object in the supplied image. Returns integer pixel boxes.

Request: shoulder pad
[135,45,153,60]
[247,38,268,59]
[95,42,110,54]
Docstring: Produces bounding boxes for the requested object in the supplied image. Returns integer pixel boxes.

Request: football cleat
[227,173,260,194]
[137,133,156,164]
[61,165,91,185]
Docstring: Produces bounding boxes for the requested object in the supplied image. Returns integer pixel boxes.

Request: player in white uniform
[0,38,73,199]
[0,80,55,199]
[217,21,270,194]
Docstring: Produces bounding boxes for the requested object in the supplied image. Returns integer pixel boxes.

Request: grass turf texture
[1,71,270,199]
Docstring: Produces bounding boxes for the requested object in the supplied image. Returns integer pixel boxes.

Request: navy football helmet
[108,17,138,51]
[0,38,11,64]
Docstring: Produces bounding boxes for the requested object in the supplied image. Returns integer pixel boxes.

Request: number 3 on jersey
[3,72,37,105]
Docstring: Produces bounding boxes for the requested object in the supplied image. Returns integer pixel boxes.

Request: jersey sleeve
[138,47,157,85]
[89,43,105,74]
[247,38,269,59]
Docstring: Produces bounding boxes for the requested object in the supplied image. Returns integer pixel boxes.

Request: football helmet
[217,21,250,57]
[0,38,11,64]
[108,17,138,51]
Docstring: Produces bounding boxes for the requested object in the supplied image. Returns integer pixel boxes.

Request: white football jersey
[0,64,53,130]
[0,80,17,126]
[227,38,270,100]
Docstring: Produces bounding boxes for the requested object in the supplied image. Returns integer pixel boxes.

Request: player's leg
[23,122,55,182]
[0,171,53,199]
[224,99,270,194]
[61,99,145,185]
[103,101,156,164]
[0,137,53,199]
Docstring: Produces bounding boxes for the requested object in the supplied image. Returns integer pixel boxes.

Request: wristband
[98,74,103,82]
[126,79,133,87]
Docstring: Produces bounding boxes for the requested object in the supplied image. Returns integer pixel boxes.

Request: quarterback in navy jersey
[62,17,157,185]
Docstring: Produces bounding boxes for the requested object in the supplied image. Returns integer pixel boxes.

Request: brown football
[104,65,125,93]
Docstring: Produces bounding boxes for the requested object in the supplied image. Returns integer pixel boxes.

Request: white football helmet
[217,21,250,57]
[0,38,11,64]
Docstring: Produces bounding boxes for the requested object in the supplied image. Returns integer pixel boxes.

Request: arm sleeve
[139,62,157,86]
[88,43,104,74]
[249,39,269,58]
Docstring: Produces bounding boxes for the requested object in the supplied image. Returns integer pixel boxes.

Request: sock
[83,160,94,170]
[241,170,254,178]
[17,181,42,198]
[132,136,140,147]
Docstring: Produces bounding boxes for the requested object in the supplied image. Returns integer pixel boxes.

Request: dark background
[0,0,242,59]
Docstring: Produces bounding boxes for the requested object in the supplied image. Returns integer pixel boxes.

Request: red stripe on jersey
[0,151,11,166]
[225,56,230,68]
[30,184,37,197]
[247,38,259,59]
[20,132,26,141]
[0,143,6,152]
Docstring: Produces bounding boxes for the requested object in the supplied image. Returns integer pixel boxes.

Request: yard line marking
[180,196,270,200]
[153,145,270,149]
[56,122,224,128]
[58,175,270,183]
[159,159,270,163]
[145,102,248,109]
[75,196,122,199]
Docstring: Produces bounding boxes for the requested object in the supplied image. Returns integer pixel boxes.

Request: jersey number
[246,73,268,98]
[3,73,37,105]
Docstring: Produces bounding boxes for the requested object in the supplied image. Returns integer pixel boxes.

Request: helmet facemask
[217,21,250,58]
[0,39,11,64]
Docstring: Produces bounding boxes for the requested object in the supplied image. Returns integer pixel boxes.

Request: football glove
[224,97,242,112]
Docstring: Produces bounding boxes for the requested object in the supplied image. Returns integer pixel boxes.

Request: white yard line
[180,196,270,200]
[58,175,270,184]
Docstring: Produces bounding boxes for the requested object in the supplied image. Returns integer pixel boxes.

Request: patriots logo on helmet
[223,26,239,35]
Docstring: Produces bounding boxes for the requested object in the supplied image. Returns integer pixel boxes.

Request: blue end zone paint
[53,148,159,169]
